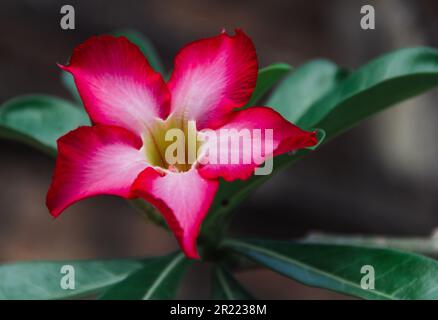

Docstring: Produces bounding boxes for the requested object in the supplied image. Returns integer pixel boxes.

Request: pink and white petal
[62,35,170,136]
[131,167,219,259]
[47,125,149,217]
[197,107,318,181]
[168,29,258,129]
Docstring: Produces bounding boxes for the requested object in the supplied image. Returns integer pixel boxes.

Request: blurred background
[1,0,438,299]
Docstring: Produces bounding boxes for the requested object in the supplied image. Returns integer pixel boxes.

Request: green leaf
[99,253,189,300]
[266,59,348,123]
[211,267,254,300]
[0,95,89,155]
[297,47,438,137]
[225,239,438,300]
[61,71,82,104]
[113,29,166,75]
[245,63,292,108]
[304,232,438,257]
[0,258,143,300]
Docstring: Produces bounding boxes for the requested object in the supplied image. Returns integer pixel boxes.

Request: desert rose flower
[46,30,317,259]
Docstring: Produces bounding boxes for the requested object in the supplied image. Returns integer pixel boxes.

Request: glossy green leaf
[113,29,166,75]
[211,267,254,300]
[297,47,438,137]
[61,72,81,104]
[244,63,292,108]
[226,239,438,300]
[0,258,143,300]
[99,253,189,300]
[0,95,89,155]
[266,59,348,122]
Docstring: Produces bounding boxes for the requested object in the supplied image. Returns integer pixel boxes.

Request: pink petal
[131,167,219,259]
[61,35,170,136]
[47,125,149,216]
[197,107,318,181]
[168,29,258,129]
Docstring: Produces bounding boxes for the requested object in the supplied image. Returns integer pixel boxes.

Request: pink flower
[46,30,317,259]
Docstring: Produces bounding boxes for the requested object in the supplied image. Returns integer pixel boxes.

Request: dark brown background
[1,0,438,299]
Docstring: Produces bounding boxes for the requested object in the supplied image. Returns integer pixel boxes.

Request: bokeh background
[1,0,438,299]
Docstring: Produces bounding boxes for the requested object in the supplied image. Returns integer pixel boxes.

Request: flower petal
[168,29,258,129]
[131,167,219,259]
[47,125,149,216]
[62,35,170,136]
[197,107,318,181]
